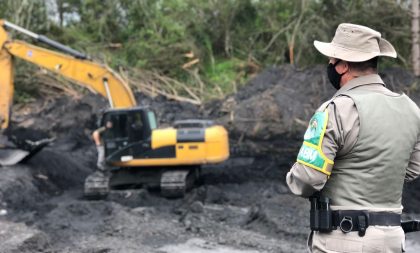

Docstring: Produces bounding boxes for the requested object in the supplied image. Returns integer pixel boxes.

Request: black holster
[401,220,420,233]
[310,194,333,232]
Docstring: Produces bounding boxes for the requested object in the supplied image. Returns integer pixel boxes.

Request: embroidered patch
[297,111,334,175]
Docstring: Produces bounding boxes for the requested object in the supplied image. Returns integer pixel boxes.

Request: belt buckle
[339,216,353,233]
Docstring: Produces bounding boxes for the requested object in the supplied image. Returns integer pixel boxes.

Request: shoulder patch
[303,112,326,145]
[297,111,334,175]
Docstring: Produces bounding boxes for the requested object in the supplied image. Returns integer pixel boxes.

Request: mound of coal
[209,65,420,156]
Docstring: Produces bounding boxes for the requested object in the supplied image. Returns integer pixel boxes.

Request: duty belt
[309,195,419,236]
[332,210,401,236]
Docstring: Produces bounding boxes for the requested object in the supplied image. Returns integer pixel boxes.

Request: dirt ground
[0,65,419,252]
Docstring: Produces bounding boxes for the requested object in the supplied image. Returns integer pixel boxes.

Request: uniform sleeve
[286,96,359,197]
[405,134,420,182]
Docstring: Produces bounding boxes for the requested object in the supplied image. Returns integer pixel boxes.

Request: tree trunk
[412,0,420,76]
[58,0,64,27]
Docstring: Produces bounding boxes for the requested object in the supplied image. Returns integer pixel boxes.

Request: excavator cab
[101,107,158,164]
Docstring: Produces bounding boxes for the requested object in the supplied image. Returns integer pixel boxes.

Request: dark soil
[0,65,419,252]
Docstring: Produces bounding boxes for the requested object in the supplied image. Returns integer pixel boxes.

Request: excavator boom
[5,40,136,108]
[0,19,136,165]
[0,19,136,130]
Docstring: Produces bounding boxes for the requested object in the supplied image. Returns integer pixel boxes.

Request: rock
[190,201,204,213]
[0,221,50,253]
[157,238,262,253]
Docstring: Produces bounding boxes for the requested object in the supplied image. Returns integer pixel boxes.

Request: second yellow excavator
[0,20,229,198]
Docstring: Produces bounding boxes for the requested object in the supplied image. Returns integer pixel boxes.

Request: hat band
[331,42,380,54]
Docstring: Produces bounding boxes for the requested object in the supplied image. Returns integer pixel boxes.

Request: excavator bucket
[0,138,53,166]
[0,148,30,166]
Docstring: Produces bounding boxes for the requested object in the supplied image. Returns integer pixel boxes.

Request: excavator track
[84,172,110,199]
[160,167,199,198]
[83,166,201,199]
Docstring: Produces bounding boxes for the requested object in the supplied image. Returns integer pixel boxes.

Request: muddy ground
[0,65,419,252]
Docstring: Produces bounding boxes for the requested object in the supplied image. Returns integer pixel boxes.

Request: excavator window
[128,112,144,142]
[104,114,128,140]
[147,111,157,130]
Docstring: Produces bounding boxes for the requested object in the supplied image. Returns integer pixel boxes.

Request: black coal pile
[0,65,419,253]
[208,65,420,156]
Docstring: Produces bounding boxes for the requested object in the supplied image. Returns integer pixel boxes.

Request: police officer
[286,23,420,252]
[92,120,113,174]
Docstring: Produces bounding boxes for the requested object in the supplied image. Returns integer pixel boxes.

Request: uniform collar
[334,74,385,97]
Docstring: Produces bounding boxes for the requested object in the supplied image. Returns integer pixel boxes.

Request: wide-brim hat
[314,23,397,62]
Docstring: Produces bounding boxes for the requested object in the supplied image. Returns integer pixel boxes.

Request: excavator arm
[0,22,14,130]
[0,19,136,129]
[0,19,137,166]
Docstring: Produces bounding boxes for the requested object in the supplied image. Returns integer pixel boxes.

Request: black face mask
[327,60,344,90]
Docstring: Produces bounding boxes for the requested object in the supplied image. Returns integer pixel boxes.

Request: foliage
[0,0,414,103]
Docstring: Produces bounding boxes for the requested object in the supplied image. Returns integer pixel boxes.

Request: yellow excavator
[0,20,229,198]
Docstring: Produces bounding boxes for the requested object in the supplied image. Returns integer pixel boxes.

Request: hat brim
[378,38,397,58]
[314,39,397,62]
